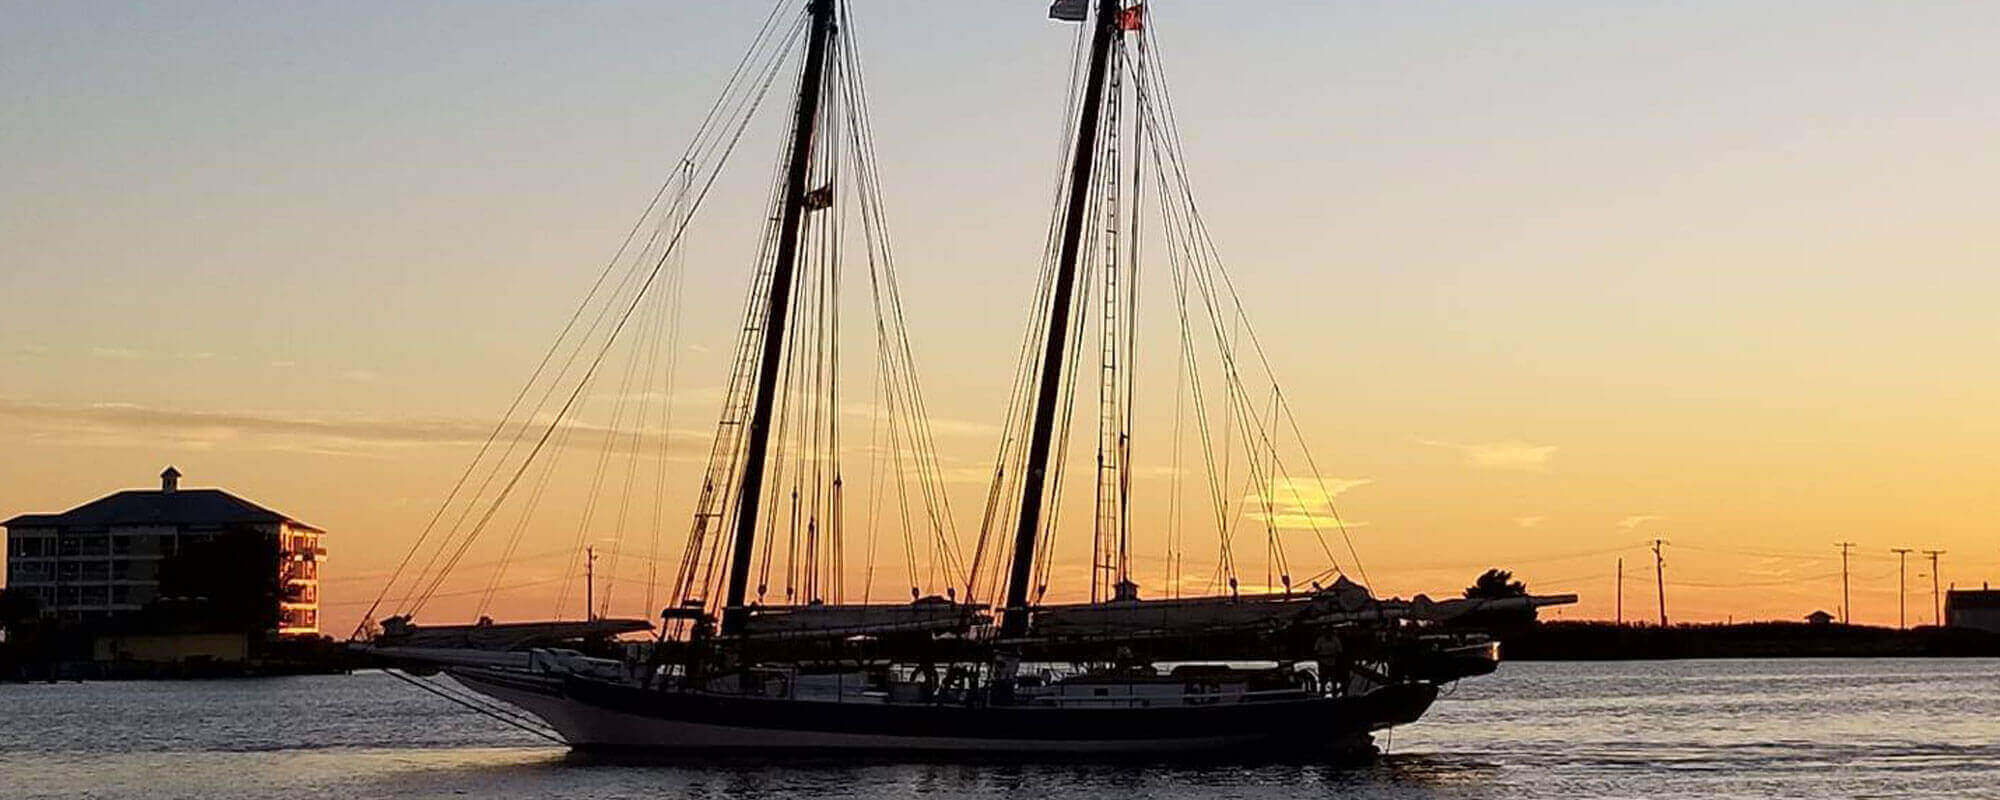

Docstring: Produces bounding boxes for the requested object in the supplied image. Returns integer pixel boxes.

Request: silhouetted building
[1945,587,2000,634]
[2,467,323,634]
[1804,610,1835,626]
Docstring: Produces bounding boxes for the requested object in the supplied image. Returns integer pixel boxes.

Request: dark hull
[450,667,1437,755]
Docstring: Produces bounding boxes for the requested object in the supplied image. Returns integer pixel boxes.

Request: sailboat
[357,0,1575,756]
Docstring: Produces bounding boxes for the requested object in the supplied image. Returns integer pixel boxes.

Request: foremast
[1000,0,1127,638]
[722,0,838,636]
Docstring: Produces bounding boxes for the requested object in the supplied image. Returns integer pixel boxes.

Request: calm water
[3,659,1996,799]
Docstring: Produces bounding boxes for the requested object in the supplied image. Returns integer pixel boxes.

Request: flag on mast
[1049,0,1087,22]
[803,184,834,211]
[1118,4,1145,31]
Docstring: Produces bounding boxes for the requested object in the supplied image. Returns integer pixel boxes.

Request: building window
[281,608,319,629]
[80,586,109,606]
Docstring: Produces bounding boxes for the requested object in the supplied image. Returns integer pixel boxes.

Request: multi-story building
[3,467,324,635]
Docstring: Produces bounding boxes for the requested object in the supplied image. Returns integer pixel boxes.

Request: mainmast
[722,0,838,636]
[1001,0,1126,638]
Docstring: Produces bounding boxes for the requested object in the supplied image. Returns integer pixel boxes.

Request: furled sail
[1030,576,1379,637]
[736,597,990,640]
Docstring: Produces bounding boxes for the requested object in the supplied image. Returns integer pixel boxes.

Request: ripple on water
[2,660,1997,799]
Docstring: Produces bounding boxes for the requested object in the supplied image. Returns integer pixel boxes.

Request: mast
[722,0,837,636]
[1001,0,1125,638]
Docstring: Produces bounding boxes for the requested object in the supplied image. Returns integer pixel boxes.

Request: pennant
[1049,0,1087,23]
[1118,4,1144,31]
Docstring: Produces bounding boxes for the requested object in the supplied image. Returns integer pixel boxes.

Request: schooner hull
[448,667,1434,756]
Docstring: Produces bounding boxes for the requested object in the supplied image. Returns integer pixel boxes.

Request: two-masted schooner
[356,0,1574,756]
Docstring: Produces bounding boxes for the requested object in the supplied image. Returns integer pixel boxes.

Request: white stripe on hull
[452,671,1359,755]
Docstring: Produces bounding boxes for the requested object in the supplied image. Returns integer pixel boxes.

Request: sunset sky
[4,1,1997,635]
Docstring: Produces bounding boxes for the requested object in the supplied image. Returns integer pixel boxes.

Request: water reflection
[4,660,1997,799]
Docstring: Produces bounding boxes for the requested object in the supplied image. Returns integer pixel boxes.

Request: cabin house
[1944,588,2000,634]
[2,467,324,635]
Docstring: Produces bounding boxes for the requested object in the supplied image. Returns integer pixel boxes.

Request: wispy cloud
[839,402,996,437]
[1420,439,1556,471]
[0,399,709,459]
[79,347,230,363]
[1,400,496,446]
[90,347,148,360]
[1242,476,1371,532]
[1617,515,1663,529]
[1743,558,1796,579]
[588,385,725,407]
[1514,515,1547,528]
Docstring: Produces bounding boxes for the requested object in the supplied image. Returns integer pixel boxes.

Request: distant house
[1945,588,2000,634]
[1805,610,1835,626]
[2,467,324,635]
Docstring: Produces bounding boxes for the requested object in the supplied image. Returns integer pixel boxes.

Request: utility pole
[1890,548,1912,629]
[1653,539,1668,627]
[1616,557,1624,625]
[1835,542,1855,624]
[586,545,597,622]
[1924,549,1945,626]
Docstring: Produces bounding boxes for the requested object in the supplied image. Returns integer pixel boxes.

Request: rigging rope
[393,4,806,624]
[381,670,564,744]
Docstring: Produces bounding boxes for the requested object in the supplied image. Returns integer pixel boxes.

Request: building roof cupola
[160,466,182,493]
